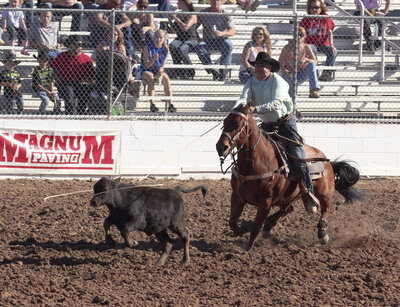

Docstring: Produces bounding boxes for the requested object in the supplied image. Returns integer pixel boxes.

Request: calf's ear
[114,177,121,186]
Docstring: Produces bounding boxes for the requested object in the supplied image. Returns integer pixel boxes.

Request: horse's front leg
[229,192,246,237]
[246,199,272,251]
[262,204,294,238]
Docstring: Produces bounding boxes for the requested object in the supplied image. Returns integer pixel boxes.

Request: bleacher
[1,0,400,118]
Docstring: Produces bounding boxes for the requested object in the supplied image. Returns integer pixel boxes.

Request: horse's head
[216,104,254,158]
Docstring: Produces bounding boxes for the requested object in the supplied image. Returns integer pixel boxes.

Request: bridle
[219,110,260,174]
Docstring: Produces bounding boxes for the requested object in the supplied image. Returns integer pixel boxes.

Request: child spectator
[139,29,175,112]
[0,52,24,114]
[0,0,29,55]
[32,51,61,115]
[28,11,61,61]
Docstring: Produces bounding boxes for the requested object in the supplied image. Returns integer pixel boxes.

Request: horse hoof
[319,234,330,245]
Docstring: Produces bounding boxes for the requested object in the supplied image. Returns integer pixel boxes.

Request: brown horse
[216,105,366,250]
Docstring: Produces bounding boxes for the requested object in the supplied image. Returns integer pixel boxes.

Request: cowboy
[233,52,319,214]
[50,35,95,115]
[0,52,24,114]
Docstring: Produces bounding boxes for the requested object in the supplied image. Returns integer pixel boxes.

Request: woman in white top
[238,26,272,84]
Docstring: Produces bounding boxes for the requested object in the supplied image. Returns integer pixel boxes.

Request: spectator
[38,0,84,32]
[81,0,102,9]
[96,28,127,54]
[91,0,133,60]
[168,0,198,80]
[28,11,61,60]
[51,35,95,115]
[32,51,61,115]
[300,0,337,82]
[354,0,392,51]
[0,52,24,114]
[279,27,320,98]
[239,26,272,84]
[21,0,34,28]
[196,0,235,81]
[129,0,155,56]
[0,0,29,55]
[138,29,176,113]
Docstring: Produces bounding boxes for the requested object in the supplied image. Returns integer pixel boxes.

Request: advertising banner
[0,129,121,175]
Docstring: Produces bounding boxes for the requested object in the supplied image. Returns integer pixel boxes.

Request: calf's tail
[174,185,208,198]
[330,159,368,204]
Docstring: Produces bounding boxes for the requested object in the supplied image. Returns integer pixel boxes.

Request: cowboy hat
[1,52,21,65]
[33,51,50,61]
[249,52,280,73]
[64,35,83,46]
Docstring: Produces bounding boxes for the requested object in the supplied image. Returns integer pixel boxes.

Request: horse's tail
[330,159,368,204]
[174,185,208,199]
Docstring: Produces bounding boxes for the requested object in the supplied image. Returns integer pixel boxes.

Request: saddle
[260,126,325,181]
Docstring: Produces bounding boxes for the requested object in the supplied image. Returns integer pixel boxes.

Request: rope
[139,121,223,181]
[43,183,164,202]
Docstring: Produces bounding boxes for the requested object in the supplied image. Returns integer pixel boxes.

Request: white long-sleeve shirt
[233,73,293,124]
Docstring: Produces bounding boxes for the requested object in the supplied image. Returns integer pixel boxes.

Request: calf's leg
[104,216,116,246]
[170,225,190,265]
[155,230,172,265]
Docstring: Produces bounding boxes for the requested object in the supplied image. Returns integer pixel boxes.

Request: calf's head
[90,177,121,207]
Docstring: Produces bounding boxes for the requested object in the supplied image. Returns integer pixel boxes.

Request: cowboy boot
[300,181,319,214]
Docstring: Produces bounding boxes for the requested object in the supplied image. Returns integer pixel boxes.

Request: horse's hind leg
[262,204,294,238]
[229,192,246,236]
[316,192,333,245]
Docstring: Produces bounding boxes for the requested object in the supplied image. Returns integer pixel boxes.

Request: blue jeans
[310,44,337,66]
[354,10,383,48]
[122,26,134,58]
[21,1,34,28]
[39,2,83,31]
[4,92,24,114]
[261,117,314,193]
[195,38,233,77]
[37,91,61,114]
[239,69,251,84]
[57,82,92,115]
[169,39,197,64]
[282,63,320,96]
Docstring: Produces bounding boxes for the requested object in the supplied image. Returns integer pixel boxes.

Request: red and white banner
[0,129,121,175]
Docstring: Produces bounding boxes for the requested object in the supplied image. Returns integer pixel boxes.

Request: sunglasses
[255,33,264,36]
[138,5,148,9]
[255,63,271,68]
[110,0,120,5]
[298,33,304,37]
[310,6,321,9]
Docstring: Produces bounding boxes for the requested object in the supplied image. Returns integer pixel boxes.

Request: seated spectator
[91,0,133,60]
[300,0,337,81]
[239,26,272,84]
[195,0,235,81]
[129,0,155,55]
[0,0,29,55]
[51,35,95,115]
[138,29,175,112]
[95,28,142,100]
[38,0,84,32]
[28,11,61,60]
[96,28,127,54]
[168,0,198,80]
[21,0,34,28]
[354,0,392,51]
[279,27,320,99]
[32,51,61,115]
[0,52,24,114]
[80,0,102,9]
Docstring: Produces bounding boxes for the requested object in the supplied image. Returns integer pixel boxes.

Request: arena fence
[0,6,399,123]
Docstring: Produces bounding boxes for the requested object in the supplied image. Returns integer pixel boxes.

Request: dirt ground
[0,177,399,306]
